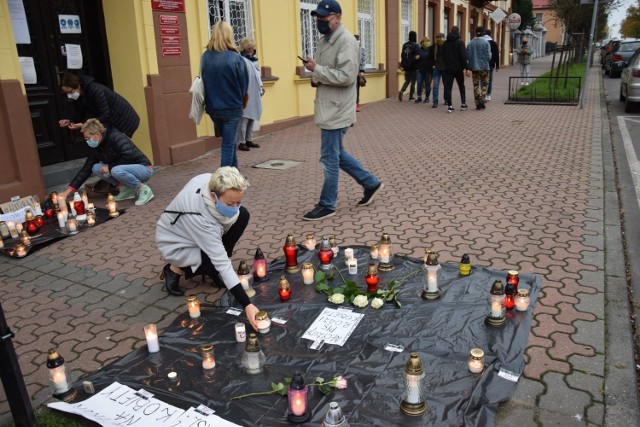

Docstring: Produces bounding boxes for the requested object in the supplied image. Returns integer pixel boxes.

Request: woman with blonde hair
[202,22,249,168]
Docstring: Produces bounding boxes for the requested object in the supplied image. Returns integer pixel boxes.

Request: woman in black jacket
[58,119,154,206]
[58,72,140,137]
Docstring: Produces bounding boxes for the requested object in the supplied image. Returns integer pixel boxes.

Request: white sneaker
[486,95,491,101]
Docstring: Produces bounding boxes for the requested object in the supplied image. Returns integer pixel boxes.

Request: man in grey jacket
[302,0,383,221]
[466,26,491,110]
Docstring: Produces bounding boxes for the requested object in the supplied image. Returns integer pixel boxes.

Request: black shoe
[461,104,469,111]
[447,105,454,113]
[424,98,429,104]
[357,182,384,206]
[398,91,403,102]
[303,205,335,221]
[238,143,250,151]
[476,103,483,110]
[408,96,415,101]
[432,103,438,108]
[245,141,260,148]
[414,97,422,103]
[481,102,486,110]
[160,264,184,296]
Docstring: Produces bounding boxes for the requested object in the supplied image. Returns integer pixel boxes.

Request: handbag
[188,75,205,125]
[358,75,367,87]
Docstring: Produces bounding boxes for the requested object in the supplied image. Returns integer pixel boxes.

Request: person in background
[156,166,260,331]
[466,26,491,110]
[414,37,433,104]
[58,118,154,205]
[483,29,500,101]
[518,37,533,85]
[202,21,249,168]
[236,37,263,152]
[442,26,469,113]
[354,34,366,112]
[302,0,383,221]
[429,32,446,108]
[398,30,420,101]
[59,72,140,138]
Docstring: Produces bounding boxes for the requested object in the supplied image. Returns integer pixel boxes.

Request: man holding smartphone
[301,0,383,221]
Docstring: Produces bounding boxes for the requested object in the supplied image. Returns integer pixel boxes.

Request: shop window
[357,0,376,69]
[208,0,254,46]
[401,0,413,42]
[300,0,321,58]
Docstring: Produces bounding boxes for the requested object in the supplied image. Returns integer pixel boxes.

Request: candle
[239,274,249,288]
[108,200,117,216]
[59,200,68,218]
[491,301,502,317]
[51,367,69,393]
[34,201,43,216]
[245,351,262,374]
[20,231,31,245]
[144,324,160,353]
[15,223,23,234]
[370,242,379,259]
[0,235,3,249]
[291,393,306,416]
[87,202,95,212]
[404,372,424,404]
[186,296,201,318]
[301,262,314,285]
[7,222,19,239]
[344,248,354,265]
[57,213,66,229]
[255,311,271,334]
[81,192,89,209]
[67,217,78,234]
[304,233,316,250]
[379,246,390,263]
[235,323,247,342]
[426,267,438,292]
[87,214,96,226]
[69,201,76,216]
[0,222,10,238]
[255,263,266,278]
[515,289,530,311]
[15,243,27,257]
[201,344,215,370]
[468,348,485,373]
[347,257,358,274]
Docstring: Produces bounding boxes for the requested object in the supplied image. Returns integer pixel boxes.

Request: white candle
[348,257,358,274]
[491,301,502,317]
[235,323,246,342]
[188,304,200,318]
[404,373,424,404]
[15,223,23,234]
[87,215,95,226]
[7,222,18,239]
[301,267,314,285]
[304,235,316,250]
[379,247,390,263]
[59,201,68,218]
[51,367,69,393]
[257,318,271,334]
[370,246,379,259]
[202,354,216,370]
[69,201,76,216]
[344,248,354,264]
[469,358,484,373]
[246,352,261,374]
[57,213,66,228]
[239,274,249,289]
[34,202,43,216]
[144,324,160,353]
[67,218,77,233]
[515,295,530,311]
[426,266,438,292]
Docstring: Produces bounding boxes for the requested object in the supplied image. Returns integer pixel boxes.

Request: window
[444,8,450,36]
[427,4,435,41]
[535,13,543,24]
[358,0,376,69]
[208,0,254,46]
[401,0,413,43]
[300,0,321,57]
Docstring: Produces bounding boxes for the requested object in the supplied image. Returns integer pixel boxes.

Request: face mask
[86,138,100,148]
[437,40,444,46]
[317,19,331,35]
[422,42,431,48]
[213,193,241,218]
[67,91,80,100]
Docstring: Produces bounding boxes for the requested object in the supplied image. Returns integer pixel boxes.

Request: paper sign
[65,44,83,69]
[172,407,240,427]
[59,14,82,34]
[302,308,364,346]
[8,0,31,44]
[226,307,242,316]
[497,368,520,382]
[19,57,37,84]
[0,207,29,224]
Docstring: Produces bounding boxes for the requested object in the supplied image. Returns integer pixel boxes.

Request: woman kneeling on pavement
[58,118,154,205]
[155,166,260,331]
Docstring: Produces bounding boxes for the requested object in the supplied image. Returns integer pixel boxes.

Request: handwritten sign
[0,207,29,224]
[48,382,241,426]
[302,307,364,346]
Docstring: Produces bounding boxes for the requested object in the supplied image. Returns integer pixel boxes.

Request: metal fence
[506,76,582,105]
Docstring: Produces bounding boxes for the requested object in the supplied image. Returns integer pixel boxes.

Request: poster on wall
[8,0,31,44]
[59,14,82,34]
[65,44,83,69]
[19,57,37,84]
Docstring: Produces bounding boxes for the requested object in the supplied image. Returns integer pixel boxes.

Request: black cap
[311,0,342,17]
[476,26,485,36]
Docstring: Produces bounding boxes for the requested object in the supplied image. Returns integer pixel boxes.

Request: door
[15,0,111,167]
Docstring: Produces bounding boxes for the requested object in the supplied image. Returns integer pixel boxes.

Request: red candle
[283,234,299,273]
[506,270,519,293]
[26,220,39,235]
[35,215,45,228]
[365,273,379,292]
[505,294,515,310]
[74,199,85,216]
[279,287,291,301]
[44,208,54,219]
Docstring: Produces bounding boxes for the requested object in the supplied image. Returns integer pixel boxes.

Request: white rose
[371,297,384,309]
[353,295,368,308]
[328,293,345,304]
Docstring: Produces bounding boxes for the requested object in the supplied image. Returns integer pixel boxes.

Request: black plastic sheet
[74,247,540,426]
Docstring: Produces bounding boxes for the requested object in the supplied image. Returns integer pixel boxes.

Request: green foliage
[514,61,585,101]
[271,379,290,396]
[513,0,536,31]
[621,6,640,38]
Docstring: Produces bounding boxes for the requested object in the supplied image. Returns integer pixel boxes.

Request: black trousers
[443,70,466,106]
[183,206,250,281]
[400,69,417,97]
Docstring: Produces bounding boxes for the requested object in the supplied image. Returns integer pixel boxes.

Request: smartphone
[297,55,309,64]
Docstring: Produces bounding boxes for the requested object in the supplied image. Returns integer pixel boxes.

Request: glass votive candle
[20,230,31,246]
[57,213,66,229]
[370,242,380,259]
[515,289,531,312]
[186,295,201,318]
[201,343,215,370]
[14,243,27,257]
[278,276,291,301]
[15,222,23,234]
[144,324,160,353]
[344,248,354,265]
[468,348,485,373]
[255,311,271,334]
[66,217,78,234]
[86,213,96,226]
[301,262,315,285]
[7,222,18,239]
[304,233,316,250]
[347,257,358,275]
[235,323,247,342]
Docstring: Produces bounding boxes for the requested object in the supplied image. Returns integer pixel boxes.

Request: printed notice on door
[302,308,364,346]
[8,0,31,44]
[19,57,37,84]
[65,44,83,69]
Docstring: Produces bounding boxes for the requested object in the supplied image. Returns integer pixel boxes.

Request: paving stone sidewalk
[0,55,637,426]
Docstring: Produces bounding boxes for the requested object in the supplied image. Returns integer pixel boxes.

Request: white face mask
[67,91,80,101]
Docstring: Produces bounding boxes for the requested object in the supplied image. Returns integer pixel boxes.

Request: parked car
[606,40,640,78]
[601,39,618,70]
[620,47,640,112]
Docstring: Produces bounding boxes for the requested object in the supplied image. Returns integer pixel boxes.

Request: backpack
[401,42,416,69]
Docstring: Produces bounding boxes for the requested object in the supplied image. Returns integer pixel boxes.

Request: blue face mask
[213,193,241,218]
[317,19,331,35]
[86,138,100,148]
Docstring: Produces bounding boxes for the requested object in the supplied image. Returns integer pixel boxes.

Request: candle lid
[328,236,337,247]
[404,352,424,375]
[25,210,35,221]
[508,270,519,276]
[301,262,314,270]
[255,311,269,321]
[245,333,261,352]
[254,247,265,260]
[200,343,214,354]
[285,233,296,245]
[47,348,64,368]
[517,289,529,297]
[237,260,251,275]
[461,254,470,263]
[290,372,305,390]
[323,402,346,426]
[367,263,378,275]
[186,295,198,303]
[490,280,505,295]
[278,276,290,289]
[426,251,439,266]
[380,232,391,244]
[320,237,331,250]
[306,233,315,240]
[470,348,484,359]
[370,242,379,249]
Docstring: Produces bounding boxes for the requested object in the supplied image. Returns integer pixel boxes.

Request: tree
[513,0,536,30]
[621,6,640,38]
[550,0,615,43]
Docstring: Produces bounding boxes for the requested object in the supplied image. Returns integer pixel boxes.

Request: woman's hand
[68,122,83,131]
[244,304,260,332]
[58,119,70,128]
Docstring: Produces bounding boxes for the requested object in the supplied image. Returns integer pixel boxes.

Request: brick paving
[0,56,635,425]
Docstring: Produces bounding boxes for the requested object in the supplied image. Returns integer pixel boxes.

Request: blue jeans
[211,115,241,168]
[318,128,380,210]
[432,68,442,104]
[416,71,432,99]
[487,66,495,95]
[92,163,153,189]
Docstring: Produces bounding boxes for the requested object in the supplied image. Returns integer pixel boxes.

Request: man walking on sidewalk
[302,0,383,221]
[442,26,469,113]
[467,26,491,110]
[399,31,420,101]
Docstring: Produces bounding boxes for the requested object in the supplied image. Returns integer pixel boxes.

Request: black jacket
[442,32,468,73]
[416,45,434,73]
[71,76,140,137]
[401,41,421,70]
[430,43,445,71]
[488,39,500,70]
[69,128,151,190]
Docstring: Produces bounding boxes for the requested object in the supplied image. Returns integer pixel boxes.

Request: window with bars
[300,0,321,58]
[401,0,413,43]
[208,0,254,47]
[357,0,376,69]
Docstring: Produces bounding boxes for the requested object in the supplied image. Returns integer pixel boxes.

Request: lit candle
[107,200,118,216]
[253,248,268,282]
[426,266,438,292]
[379,245,390,263]
[51,368,69,393]
[491,301,502,317]
[47,349,71,396]
[255,263,266,278]
[370,242,379,259]
[15,223,23,234]
[67,217,78,234]
[7,222,18,239]
[468,348,485,373]
[235,323,247,342]
[186,295,201,318]
[14,243,26,257]
[34,201,43,216]
[20,230,31,245]
[59,200,68,218]
[57,213,66,229]
[87,202,95,212]
[515,289,531,311]
[291,393,306,416]
[301,262,314,285]
[304,233,316,250]
[86,214,96,226]
[144,324,160,353]
[278,276,291,301]
[347,257,358,275]
[69,200,76,216]
[201,343,216,370]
